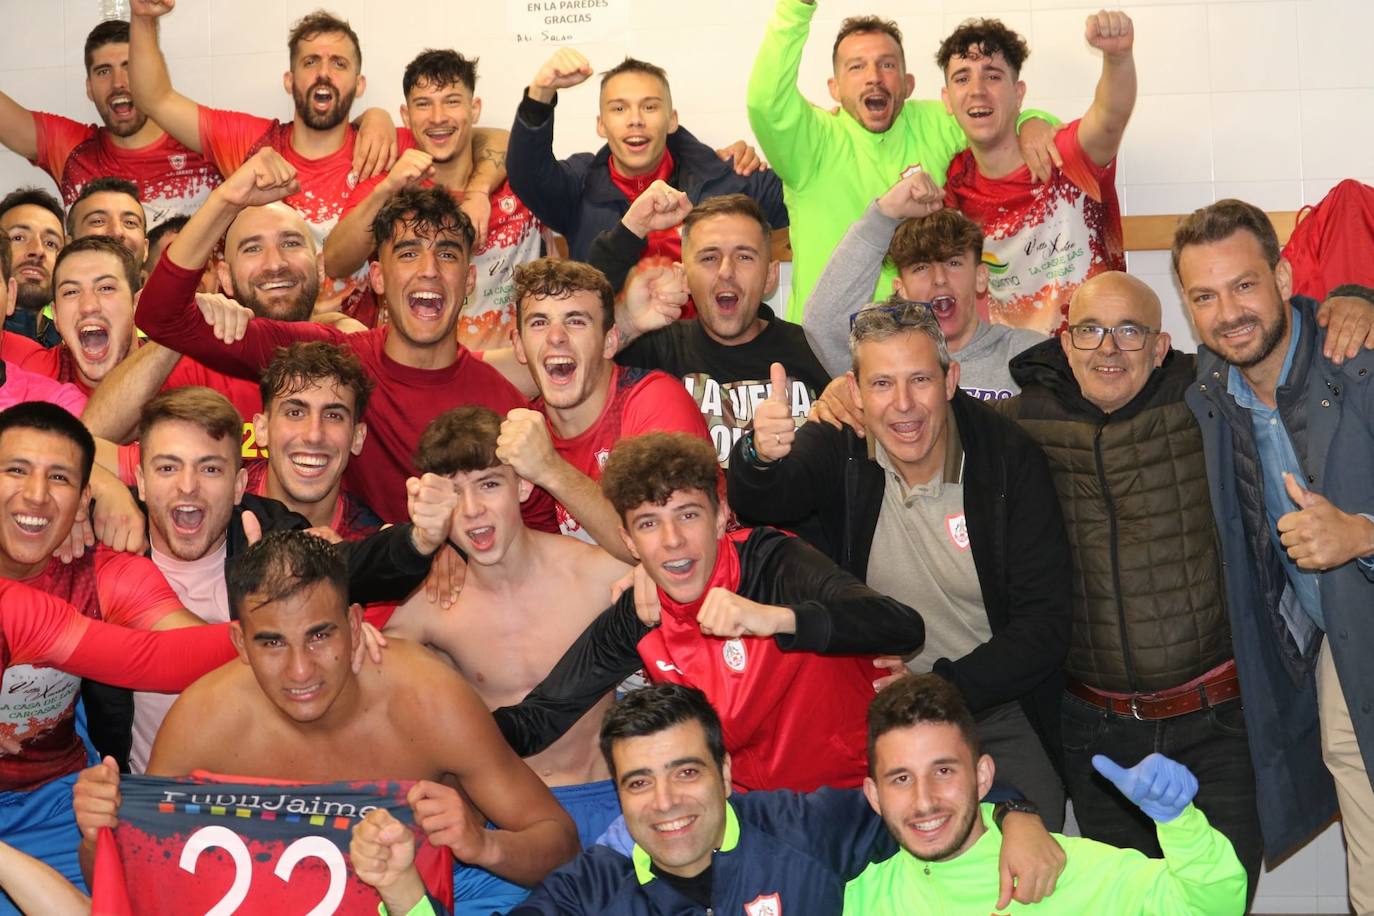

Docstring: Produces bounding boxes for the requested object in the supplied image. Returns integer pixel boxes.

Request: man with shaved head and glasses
[728,300,1072,828]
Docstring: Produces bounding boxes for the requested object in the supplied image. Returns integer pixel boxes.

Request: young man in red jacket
[494,431,924,793]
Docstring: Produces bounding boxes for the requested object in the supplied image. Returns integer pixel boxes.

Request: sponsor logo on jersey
[722,638,747,672]
[745,893,782,916]
[655,660,682,674]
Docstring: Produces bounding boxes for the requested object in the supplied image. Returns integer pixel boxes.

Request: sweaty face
[137,420,246,561]
[371,223,473,353]
[86,43,147,138]
[941,51,1025,150]
[0,429,88,579]
[620,489,725,605]
[444,465,530,567]
[894,251,986,352]
[69,191,148,264]
[613,720,731,878]
[596,72,678,178]
[830,31,913,134]
[403,79,479,164]
[53,250,138,389]
[683,214,778,346]
[3,204,64,311]
[863,722,993,862]
[515,292,615,414]
[1061,273,1169,415]
[848,332,959,487]
[1178,231,1292,373]
[233,580,359,724]
[258,381,364,512]
[224,206,320,321]
[288,32,363,131]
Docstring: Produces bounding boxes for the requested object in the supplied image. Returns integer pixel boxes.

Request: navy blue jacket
[508,788,891,915]
[507,91,788,262]
[1187,295,1374,861]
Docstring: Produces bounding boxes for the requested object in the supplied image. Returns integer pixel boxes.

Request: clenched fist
[530,49,593,103]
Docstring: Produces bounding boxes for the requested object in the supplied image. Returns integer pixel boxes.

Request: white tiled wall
[1,0,1368,909]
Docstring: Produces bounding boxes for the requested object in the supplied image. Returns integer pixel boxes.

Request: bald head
[218,203,320,322]
[1061,271,1171,415]
[1068,271,1162,328]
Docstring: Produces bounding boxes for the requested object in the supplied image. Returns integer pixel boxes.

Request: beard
[1214,300,1289,370]
[892,801,981,863]
[292,78,357,131]
[235,268,319,322]
[14,279,50,312]
[98,104,150,138]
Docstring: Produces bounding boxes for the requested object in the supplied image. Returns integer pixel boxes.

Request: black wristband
[993,797,1040,830]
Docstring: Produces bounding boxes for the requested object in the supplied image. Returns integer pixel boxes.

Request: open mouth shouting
[107,93,135,119]
[310,83,337,114]
[929,296,957,321]
[712,288,741,316]
[861,89,892,120]
[406,290,445,321]
[464,525,496,553]
[170,503,206,537]
[541,355,577,387]
[660,556,696,583]
[888,418,926,445]
[77,322,111,364]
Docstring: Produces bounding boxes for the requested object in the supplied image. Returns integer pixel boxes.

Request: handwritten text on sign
[508,0,628,45]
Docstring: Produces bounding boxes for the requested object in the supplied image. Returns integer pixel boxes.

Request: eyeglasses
[1067,323,1158,351]
[850,300,933,330]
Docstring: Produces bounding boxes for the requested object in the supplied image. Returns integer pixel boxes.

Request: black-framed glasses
[850,300,933,330]
[1067,323,1158,351]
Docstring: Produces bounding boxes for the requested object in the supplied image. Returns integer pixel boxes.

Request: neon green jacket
[843,803,1246,915]
[746,0,968,322]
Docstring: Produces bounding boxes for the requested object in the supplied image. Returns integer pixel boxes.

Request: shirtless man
[73,528,579,912]
[387,407,629,846]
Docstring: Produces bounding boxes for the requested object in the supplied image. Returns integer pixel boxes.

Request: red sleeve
[1056,119,1114,204]
[197,106,274,176]
[622,371,711,440]
[30,112,93,182]
[117,443,141,486]
[0,578,233,690]
[137,253,348,379]
[0,331,43,364]
[93,550,186,629]
[15,344,59,378]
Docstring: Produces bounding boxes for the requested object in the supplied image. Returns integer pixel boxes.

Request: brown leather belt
[1067,660,1240,721]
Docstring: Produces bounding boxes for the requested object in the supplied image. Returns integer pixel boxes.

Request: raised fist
[131,0,176,18]
[875,168,944,221]
[622,181,692,238]
[530,49,593,103]
[1085,9,1134,56]
[381,148,436,196]
[215,148,300,209]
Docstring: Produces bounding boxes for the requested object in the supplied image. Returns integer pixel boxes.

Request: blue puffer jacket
[507,90,789,262]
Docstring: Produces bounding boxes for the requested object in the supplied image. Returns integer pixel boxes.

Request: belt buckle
[1129,695,1144,721]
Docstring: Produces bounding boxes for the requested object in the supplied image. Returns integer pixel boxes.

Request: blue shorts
[0,772,88,915]
[451,780,622,915]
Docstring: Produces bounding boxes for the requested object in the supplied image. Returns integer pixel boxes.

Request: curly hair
[514,258,615,331]
[600,432,720,520]
[936,18,1030,78]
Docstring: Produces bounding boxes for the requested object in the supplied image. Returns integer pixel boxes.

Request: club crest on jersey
[745,893,782,916]
[945,513,970,550]
[723,638,747,672]
[595,448,611,469]
[499,195,517,215]
[168,153,187,171]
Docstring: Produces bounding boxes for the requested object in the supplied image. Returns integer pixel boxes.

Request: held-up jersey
[93,774,454,915]
[30,112,222,227]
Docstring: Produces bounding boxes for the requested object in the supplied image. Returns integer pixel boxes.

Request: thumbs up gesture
[1092,753,1197,823]
[751,362,796,463]
[1276,472,1374,570]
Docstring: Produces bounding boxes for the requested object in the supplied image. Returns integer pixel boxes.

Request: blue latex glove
[1092,753,1199,823]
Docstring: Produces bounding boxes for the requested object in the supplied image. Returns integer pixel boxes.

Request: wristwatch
[993,797,1041,830]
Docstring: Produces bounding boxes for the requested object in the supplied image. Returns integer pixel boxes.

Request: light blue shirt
[1229,308,1326,631]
